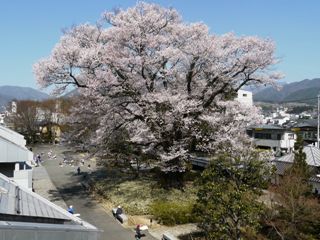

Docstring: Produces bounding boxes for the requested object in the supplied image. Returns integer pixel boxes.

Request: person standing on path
[67,205,74,214]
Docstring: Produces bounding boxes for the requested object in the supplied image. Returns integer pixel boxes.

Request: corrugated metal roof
[275,145,320,167]
[0,173,69,220]
[0,173,98,230]
[0,174,100,239]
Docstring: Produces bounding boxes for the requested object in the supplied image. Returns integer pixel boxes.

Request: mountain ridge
[0,86,49,110]
[253,78,320,104]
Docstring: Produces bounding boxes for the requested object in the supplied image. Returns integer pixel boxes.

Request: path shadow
[47,189,65,202]
[51,184,91,202]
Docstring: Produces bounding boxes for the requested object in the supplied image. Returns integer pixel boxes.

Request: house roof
[0,173,97,230]
[309,176,320,183]
[274,145,320,167]
[293,119,317,128]
[248,124,285,130]
[272,161,291,175]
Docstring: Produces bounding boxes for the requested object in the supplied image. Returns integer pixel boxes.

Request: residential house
[247,125,296,154]
[38,120,62,144]
[262,107,291,126]
[291,119,317,146]
[272,145,320,193]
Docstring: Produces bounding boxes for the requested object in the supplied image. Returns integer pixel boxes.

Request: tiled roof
[272,161,291,175]
[294,119,318,128]
[275,145,320,167]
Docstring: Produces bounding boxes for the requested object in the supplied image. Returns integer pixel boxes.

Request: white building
[11,101,17,113]
[0,113,5,125]
[0,125,33,189]
[248,125,296,154]
[236,90,253,106]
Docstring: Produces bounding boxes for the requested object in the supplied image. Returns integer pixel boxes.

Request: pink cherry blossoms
[33,2,282,171]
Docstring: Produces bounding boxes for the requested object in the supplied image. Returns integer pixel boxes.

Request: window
[254,133,272,139]
[243,94,247,97]
[277,134,282,140]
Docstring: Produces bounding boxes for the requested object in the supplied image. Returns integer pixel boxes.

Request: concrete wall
[0,137,29,163]
[236,90,253,106]
[14,169,33,190]
[0,125,33,164]
[0,126,26,147]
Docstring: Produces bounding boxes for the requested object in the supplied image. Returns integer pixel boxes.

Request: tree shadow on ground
[50,184,91,202]
[47,189,66,202]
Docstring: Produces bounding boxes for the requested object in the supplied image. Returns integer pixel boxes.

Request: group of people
[47,150,56,159]
[59,157,91,174]
[114,206,144,239]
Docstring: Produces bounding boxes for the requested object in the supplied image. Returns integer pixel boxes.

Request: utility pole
[317,94,320,148]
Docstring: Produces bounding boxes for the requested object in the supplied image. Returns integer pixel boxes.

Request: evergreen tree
[291,134,309,180]
[195,151,270,240]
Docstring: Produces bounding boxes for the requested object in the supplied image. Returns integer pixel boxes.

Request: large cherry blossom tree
[34,2,282,171]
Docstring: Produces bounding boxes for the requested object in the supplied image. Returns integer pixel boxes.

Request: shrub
[150,200,196,226]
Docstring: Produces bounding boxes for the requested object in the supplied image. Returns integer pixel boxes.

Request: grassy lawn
[92,169,198,216]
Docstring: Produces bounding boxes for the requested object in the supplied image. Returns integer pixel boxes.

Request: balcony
[254,139,294,149]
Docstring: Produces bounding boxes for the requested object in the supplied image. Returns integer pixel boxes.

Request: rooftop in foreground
[0,173,100,240]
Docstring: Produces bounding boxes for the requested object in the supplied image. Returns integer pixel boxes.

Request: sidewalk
[32,163,68,210]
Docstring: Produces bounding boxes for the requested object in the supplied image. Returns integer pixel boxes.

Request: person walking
[135,224,141,240]
[77,166,81,175]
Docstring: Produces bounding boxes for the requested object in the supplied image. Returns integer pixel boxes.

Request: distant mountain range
[253,78,320,104]
[0,79,319,111]
[0,86,49,110]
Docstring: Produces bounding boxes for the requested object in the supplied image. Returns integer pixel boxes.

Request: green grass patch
[150,200,197,226]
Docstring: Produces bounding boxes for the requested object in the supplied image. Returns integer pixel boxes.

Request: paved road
[35,144,157,240]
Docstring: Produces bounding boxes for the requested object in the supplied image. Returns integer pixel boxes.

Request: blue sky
[0,0,320,89]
